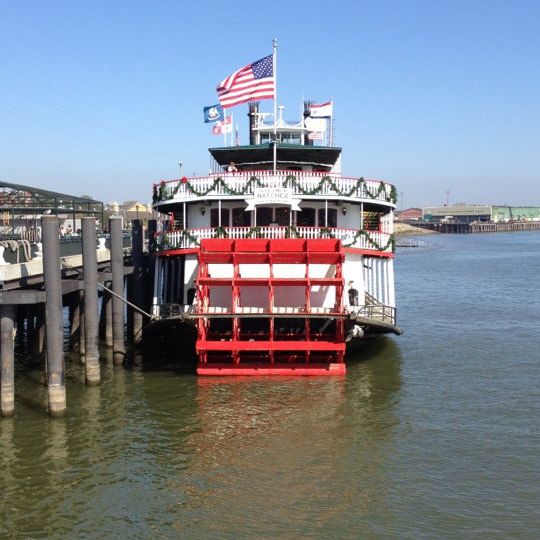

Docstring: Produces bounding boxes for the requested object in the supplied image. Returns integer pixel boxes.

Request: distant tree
[80,194,94,200]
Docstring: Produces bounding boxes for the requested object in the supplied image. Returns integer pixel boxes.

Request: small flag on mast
[212,116,232,135]
[310,101,333,118]
[217,55,274,109]
[203,104,224,123]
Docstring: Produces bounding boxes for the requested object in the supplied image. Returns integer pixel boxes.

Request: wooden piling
[126,274,134,344]
[110,216,125,364]
[78,290,86,360]
[42,215,66,416]
[131,219,144,344]
[16,305,25,349]
[33,303,45,356]
[69,291,80,350]
[0,305,15,417]
[145,219,157,315]
[82,217,100,384]
[99,283,113,347]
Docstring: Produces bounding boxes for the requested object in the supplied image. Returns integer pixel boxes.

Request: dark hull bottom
[142,318,400,376]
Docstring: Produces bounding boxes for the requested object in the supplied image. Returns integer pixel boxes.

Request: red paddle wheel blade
[195,238,346,376]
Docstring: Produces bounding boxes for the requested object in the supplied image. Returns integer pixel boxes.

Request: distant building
[423,205,540,223]
[105,200,155,227]
[395,208,422,221]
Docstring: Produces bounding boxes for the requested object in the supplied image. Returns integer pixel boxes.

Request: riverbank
[394,222,437,236]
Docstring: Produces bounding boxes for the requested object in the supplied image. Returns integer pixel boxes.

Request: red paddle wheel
[195,238,346,375]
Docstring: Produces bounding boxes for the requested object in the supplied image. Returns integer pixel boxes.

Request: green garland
[154,175,397,204]
[213,226,229,238]
[156,227,395,252]
[342,230,396,252]
[245,226,264,238]
[171,175,266,198]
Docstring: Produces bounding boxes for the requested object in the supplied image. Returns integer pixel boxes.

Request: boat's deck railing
[155,226,394,253]
[348,304,396,326]
[153,171,396,205]
[153,302,396,326]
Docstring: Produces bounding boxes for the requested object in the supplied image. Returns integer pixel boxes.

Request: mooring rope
[61,260,153,319]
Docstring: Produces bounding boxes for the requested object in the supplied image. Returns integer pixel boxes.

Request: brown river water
[0,231,539,539]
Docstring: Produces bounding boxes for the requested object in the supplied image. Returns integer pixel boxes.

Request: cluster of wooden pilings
[0,215,155,418]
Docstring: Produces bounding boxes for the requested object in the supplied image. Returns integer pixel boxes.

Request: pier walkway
[413,220,540,234]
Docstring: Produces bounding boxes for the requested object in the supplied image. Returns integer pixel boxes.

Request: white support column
[379,259,384,303]
[382,259,389,305]
[377,259,382,303]
[366,259,372,298]
[387,259,396,308]
[325,200,328,226]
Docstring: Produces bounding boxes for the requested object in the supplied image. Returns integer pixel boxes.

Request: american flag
[217,55,274,109]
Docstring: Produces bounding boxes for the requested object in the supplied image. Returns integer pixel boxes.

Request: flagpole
[273,38,277,173]
[224,113,228,146]
[329,99,334,146]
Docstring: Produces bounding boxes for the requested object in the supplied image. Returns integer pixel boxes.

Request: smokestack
[248,102,259,145]
[303,100,313,146]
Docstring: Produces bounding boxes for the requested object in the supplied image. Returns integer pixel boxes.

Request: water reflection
[170,337,403,537]
[0,335,402,538]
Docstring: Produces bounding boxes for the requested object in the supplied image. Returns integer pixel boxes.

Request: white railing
[153,171,395,205]
[155,226,393,253]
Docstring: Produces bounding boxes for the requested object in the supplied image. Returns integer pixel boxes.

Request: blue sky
[1,0,539,207]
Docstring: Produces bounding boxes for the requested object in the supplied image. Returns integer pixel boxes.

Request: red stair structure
[195,238,346,375]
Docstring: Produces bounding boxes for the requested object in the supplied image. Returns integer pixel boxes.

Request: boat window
[232,207,251,227]
[257,207,273,226]
[275,207,290,226]
[210,208,230,227]
[297,207,316,227]
[317,208,337,228]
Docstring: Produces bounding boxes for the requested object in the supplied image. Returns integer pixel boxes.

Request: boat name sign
[245,186,301,211]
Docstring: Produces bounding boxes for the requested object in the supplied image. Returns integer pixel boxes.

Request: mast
[273,38,277,172]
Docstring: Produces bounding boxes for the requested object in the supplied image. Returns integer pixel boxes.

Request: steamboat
[150,102,400,375]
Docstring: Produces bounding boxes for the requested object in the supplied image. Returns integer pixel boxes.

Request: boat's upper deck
[153,170,397,209]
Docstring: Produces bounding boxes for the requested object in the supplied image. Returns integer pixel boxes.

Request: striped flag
[217,55,274,109]
[310,101,333,118]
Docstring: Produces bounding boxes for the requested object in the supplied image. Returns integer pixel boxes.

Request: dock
[412,220,540,234]
[0,214,154,417]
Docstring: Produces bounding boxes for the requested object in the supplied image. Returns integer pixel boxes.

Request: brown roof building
[395,208,422,221]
